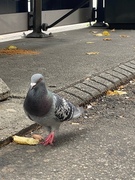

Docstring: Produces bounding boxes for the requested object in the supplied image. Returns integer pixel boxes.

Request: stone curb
[58,60,135,106]
[0,78,10,101]
[1,59,135,147]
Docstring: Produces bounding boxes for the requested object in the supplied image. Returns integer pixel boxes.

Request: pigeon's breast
[24,92,52,117]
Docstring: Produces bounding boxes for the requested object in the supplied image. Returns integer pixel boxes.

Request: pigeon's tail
[73,106,84,118]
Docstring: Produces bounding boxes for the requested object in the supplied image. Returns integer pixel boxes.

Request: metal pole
[27,0,51,38]
[92,0,107,27]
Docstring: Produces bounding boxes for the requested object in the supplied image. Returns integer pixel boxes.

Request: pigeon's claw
[41,132,55,146]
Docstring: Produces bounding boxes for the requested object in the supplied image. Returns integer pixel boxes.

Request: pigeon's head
[30,74,45,89]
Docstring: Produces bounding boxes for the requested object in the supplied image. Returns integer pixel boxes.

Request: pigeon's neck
[24,82,52,117]
[34,82,47,94]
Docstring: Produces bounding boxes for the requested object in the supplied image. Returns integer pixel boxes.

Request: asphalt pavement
[0,76,135,180]
[0,24,135,179]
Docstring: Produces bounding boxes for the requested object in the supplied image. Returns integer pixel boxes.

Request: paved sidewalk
[1,26,135,146]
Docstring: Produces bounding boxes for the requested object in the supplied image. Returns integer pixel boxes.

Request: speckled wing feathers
[53,94,74,122]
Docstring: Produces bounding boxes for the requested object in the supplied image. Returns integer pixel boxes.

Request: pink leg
[41,132,55,146]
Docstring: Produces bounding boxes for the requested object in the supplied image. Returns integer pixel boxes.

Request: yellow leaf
[7,45,18,50]
[86,52,99,55]
[106,90,127,96]
[102,31,110,36]
[114,90,127,95]
[13,135,39,145]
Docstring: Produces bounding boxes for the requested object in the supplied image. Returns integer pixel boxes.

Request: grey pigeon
[23,74,84,145]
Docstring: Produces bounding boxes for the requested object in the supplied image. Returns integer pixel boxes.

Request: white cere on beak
[30,82,36,89]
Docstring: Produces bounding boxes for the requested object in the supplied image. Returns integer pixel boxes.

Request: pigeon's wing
[53,93,83,122]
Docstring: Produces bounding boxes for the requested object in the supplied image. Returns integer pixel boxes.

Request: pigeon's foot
[41,132,55,146]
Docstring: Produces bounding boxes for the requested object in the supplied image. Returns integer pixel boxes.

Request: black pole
[27,0,51,38]
[92,0,107,27]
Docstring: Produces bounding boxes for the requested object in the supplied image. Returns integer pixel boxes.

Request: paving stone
[0,78,10,101]
[83,79,107,93]
[124,62,135,69]
[64,87,92,103]
[106,70,128,83]
[119,64,135,75]
[113,67,133,79]
[57,91,83,105]
[99,72,121,86]
[0,98,33,141]
[91,76,114,90]
[129,60,135,65]
[74,83,100,97]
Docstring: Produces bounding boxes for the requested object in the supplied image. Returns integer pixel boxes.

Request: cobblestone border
[57,59,135,106]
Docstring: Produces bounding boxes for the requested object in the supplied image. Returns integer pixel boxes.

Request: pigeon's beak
[30,82,36,89]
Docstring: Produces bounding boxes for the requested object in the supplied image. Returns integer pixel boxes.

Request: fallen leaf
[103,38,112,41]
[7,45,18,50]
[86,42,95,44]
[91,31,98,34]
[106,90,127,96]
[111,29,115,32]
[86,52,99,55]
[102,31,110,36]
[120,35,129,38]
[0,49,39,55]
[114,90,127,95]
[118,85,125,89]
[95,33,103,37]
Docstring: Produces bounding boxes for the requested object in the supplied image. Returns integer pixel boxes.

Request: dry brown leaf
[118,85,125,90]
[91,31,98,34]
[0,49,39,55]
[111,29,116,32]
[86,52,99,55]
[120,35,129,38]
[103,38,112,41]
[106,90,127,96]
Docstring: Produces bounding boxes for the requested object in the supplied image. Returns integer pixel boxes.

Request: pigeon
[23,74,84,146]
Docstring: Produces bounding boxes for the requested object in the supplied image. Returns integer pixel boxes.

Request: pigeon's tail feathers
[73,106,84,118]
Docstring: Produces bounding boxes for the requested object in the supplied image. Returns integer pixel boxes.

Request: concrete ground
[0,24,135,179]
[0,79,135,180]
